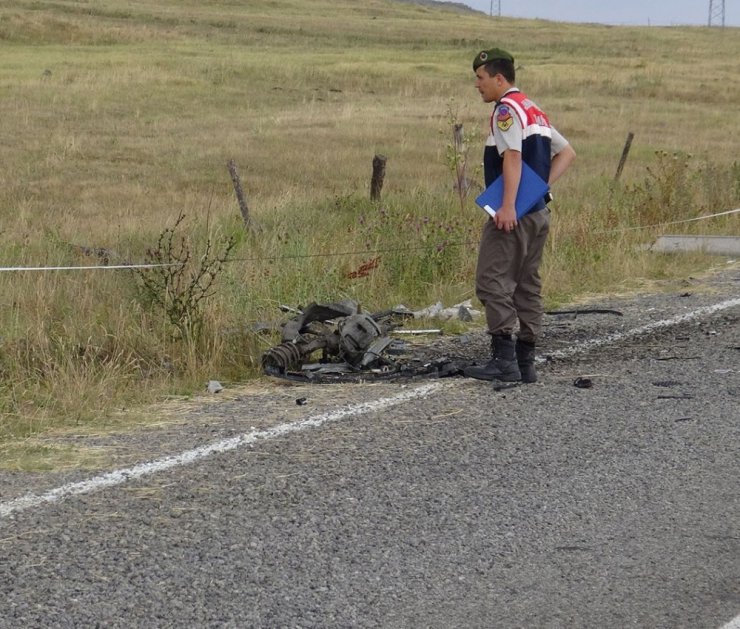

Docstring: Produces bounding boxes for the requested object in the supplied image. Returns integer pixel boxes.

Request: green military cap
[472,47,514,70]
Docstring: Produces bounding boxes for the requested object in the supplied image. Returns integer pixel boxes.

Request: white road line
[721,614,740,629]
[1,296,739,520]
[542,297,740,361]
[0,382,445,519]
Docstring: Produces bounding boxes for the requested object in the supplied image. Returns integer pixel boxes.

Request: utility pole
[489,0,501,17]
[708,0,725,27]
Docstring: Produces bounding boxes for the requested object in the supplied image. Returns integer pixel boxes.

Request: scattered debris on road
[261,299,472,382]
[207,380,224,394]
[573,377,593,389]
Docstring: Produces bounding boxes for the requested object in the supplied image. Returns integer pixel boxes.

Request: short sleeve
[550,126,570,156]
[492,104,523,155]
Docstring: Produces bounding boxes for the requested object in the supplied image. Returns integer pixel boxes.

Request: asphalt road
[1,273,738,628]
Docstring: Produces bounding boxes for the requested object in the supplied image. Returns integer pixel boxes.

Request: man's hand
[494,205,517,232]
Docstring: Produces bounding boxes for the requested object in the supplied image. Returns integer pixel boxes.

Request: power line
[489,0,501,18]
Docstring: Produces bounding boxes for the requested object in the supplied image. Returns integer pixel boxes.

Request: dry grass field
[1,0,738,450]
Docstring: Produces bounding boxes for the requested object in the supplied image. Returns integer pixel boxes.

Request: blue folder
[475,161,550,219]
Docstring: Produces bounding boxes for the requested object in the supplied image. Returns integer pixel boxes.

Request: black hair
[483,58,515,83]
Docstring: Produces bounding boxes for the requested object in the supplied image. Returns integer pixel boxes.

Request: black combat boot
[463,334,521,382]
[516,339,537,384]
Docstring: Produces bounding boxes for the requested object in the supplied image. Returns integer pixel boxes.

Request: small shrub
[442,102,481,213]
[628,150,696,224]
[134,212,236,342]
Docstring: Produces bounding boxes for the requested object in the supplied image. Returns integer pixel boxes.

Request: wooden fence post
[227,159,251,226]
[614,132,634,182]
[452,122,470,199]
[370,154,387,201]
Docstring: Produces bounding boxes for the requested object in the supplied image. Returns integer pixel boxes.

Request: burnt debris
[261,300,470,383]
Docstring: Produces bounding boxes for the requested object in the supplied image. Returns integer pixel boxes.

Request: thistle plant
[134,212,236,342]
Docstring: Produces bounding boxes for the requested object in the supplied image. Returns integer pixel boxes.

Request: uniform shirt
[484,88,569,210]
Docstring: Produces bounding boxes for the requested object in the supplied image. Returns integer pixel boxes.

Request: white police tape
[597,207,740,234]
[0,263,180,272]
[1,208,737,270]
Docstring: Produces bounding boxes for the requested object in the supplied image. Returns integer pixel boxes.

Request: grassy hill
[0,0,738,445]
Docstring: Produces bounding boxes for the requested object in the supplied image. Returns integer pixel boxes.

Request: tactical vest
[483,89,552,212]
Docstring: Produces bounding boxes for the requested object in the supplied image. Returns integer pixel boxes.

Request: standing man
[464,48,576,384]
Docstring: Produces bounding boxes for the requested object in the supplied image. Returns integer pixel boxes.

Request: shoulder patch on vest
[496,105,513,131]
